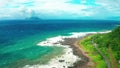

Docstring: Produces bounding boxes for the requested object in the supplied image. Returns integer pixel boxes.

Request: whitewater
[24,31,111,68]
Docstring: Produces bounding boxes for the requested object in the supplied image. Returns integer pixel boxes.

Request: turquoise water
[0,20,120,68]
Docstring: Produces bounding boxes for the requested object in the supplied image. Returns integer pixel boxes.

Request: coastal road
[92,41,111,68]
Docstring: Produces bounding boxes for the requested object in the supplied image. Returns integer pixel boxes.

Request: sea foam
[24,31,111,68]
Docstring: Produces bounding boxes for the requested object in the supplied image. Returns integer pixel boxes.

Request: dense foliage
[93,26,120,61]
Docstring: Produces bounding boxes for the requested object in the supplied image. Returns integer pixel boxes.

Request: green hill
[93,26,120,68]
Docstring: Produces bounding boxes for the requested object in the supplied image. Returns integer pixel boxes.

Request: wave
[24,31,111,68]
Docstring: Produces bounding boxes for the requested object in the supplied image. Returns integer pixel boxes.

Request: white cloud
[0,0,120,20]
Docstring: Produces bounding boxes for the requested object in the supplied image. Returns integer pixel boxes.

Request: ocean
[0,20,120,68]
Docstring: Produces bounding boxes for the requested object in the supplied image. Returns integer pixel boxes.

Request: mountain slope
[93,26,120,68]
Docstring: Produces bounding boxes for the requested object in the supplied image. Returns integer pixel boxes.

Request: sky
[0,0,120,20]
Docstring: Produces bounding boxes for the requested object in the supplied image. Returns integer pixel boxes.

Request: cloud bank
[0,0,120,20]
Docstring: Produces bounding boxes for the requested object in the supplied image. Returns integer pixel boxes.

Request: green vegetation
[79,35,106,68]
[92,26,120,68]
[79,26,120,68]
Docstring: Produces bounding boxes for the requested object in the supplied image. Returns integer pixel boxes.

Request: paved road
[92,41,111,68]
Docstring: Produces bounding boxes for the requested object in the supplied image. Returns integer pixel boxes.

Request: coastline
[61,35,94,68]
[25,36,81,68]
[0,20,119,68]
[24,31,110,68]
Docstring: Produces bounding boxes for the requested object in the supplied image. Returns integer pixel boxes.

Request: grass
[78,35,106,68]
[93,34,119,68]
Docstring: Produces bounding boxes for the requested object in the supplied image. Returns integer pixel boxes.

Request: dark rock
[59,60,65,62]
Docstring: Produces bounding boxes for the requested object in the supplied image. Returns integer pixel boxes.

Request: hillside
[92,26,120,68]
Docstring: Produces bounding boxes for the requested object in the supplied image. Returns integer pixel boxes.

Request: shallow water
[0,20,120,68]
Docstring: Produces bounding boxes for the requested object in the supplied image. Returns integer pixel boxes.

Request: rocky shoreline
[61,35,94,68]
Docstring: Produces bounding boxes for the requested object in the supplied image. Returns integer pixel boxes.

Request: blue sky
[0,0,120,20]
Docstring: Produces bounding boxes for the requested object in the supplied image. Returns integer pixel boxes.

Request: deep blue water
[0,20,120,68]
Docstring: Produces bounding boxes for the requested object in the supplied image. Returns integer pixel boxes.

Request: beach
[24,32,99,68]
[29,31,111,68]
[61,35,95,68]
[23,31,111,68]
